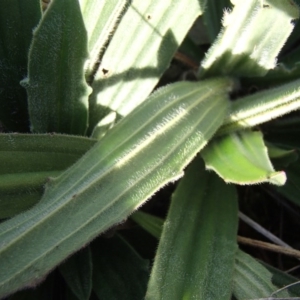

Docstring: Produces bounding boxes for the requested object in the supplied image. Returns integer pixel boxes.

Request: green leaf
[92,235,149,300]
[79,0,130,80]
[199,0,299,78]
[0,171,60,219]
[233,250,288,299]
[202,0,232,42]
[202,131,286,185]
[131,211,164,239]
[262,262,300,297]
[218,78,300,136]
[241,62,300,90]
[22,0,91,135]
[59,247,92,300]
[146,157,238,300]
[0,0,41,132]
[0,78,231,298]
[88,0,206,134]
[0,133,96,174]
[0,134,95,218]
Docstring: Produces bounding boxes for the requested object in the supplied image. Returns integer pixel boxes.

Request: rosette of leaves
[1,0,300,299]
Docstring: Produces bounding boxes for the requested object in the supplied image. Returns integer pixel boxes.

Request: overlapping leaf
[202,131,286,185]
[0,78,231,298]
[199,0,299,78]
[146,157,238,299]
[88,0,206,134]
[0,0,41,131]
[22,0,91,135]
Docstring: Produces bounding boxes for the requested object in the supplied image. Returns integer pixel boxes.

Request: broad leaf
[59,247,92,300]
[79,0,130,80]
[92,235,149,300]
[199,0,299,78]
[0,134,95,220]
[0,0,41,131]
[88,0,206,134]
[22,0,91,135]
[0,78,231,298]
[146,157,238,300]
[0,171,59,219]
[0,133,95,175]
[202,131,286,185]
[233,250,289,299]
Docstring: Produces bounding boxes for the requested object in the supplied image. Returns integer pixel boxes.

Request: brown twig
[174,52,198,69]
[238,236,300,260]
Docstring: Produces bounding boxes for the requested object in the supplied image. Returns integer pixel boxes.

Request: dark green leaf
[262,262,300,297]
[0,133,96,174]
[275,158,300,206]
[59,247,92,300]
[0,0,41,131]
[233,250,288,299]
[202,0,232,42]
[92,235,149,300]
[22,0,91,135]
[146,156,238,300]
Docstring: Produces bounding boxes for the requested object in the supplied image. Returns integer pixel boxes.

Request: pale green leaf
[202,131,286,185]
[79,0,130,79]
[199,0,299,78]
[0,78,231,298]
[22,0,91,135]
[88,0,206,134]
[218,78,300,136]
[146,157,238,300]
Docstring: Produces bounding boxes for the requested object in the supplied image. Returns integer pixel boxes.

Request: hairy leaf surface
[146,157,238,300]
[0,78,231,297]
[22,0,91,135]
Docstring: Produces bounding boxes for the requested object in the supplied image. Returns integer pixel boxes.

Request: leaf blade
[199,0,299,78]
[88,0,206,134]
[202,131,286,185]
[0,78,231,298]
[59,247,92,300]
[23,0,91,135]
[0,0,41,131]
[146,157,238,300]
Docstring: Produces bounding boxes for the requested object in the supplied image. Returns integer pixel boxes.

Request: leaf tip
[268,171,287,186]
